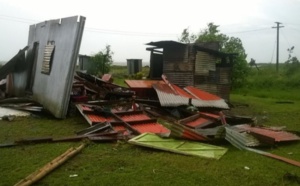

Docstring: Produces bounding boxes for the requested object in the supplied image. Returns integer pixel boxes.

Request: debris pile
[0,16,299,172]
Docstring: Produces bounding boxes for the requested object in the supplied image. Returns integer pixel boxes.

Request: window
[41,41,55,74]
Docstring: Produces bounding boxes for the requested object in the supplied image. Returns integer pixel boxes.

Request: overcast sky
[0,0,299,64]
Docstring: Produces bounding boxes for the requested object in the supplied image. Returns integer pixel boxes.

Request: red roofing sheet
[125,80,164,88]
[234,124,300,142]
[102,74,112,82]
[185,117,214,128]
[184,86,222,100]
[87,114,113,123]
[153,84,229,109]
[79,104,93,111]
[173,84,194,98]
[119,113,150,122]
[199,112,221,120]
[113,122,170,134]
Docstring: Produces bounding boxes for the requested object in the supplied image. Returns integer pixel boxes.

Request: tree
[179,23,249,88]
[88,45,114,76]
[249,58,259,71]
[178,28,197,43]
[285,46,300,75]
[196,23,249,88]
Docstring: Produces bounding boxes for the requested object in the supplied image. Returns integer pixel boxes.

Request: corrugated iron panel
[153,87,189,107]
[79,104,93,111]
[184,86,223,100]
[194,84,218,95]
[163,72,194,87]
[76,104,170,134]
[120,113,150,122]
[128,133,227,160]
[225,127,260,148]
[87,114,113,123]
[113,122,170,134]
[125,80,164,88]
[234,124,300,143]
[169,122,209,141]
[199,112,221,120]
[152,83,229,109]
[185,117,214,128]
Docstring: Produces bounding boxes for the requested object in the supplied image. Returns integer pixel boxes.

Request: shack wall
[163,45,194,87]
[194,50,231,100]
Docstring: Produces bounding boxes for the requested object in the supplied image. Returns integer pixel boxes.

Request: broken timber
[14,143,86,186]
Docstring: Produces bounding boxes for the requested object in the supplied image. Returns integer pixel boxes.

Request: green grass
[1,94,300,186]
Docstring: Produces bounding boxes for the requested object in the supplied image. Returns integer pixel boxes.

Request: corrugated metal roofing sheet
[225,127,260,149]
[185,117,214,128]
[169,122,209,141]
[113,122,170,134]
[152,83,229,109]
[76,104,170,135]
[125,80,164,88]
[119,113,150,121]
[233,124,300,143]
[184,86,222,100]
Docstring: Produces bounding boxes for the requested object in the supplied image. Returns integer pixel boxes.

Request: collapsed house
[146,41,236,101]
[0,18,300,168]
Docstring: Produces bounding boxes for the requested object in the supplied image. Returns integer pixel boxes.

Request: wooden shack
[146,41,236,101]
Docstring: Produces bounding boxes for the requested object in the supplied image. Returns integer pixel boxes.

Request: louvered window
[42,41,55,74]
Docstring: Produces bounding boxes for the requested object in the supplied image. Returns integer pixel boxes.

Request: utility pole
[272,22,284,73]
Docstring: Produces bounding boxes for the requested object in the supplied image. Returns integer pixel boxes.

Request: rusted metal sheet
[152,83,229,109]
[233,124,300,144]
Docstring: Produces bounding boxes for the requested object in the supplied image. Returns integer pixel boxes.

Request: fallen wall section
[27,16,85,118]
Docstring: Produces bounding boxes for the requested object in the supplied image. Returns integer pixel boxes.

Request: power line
[280,30,290,47]
[85,27,178,37]
[0,15,38,24]
[270,40,277,63]
[224,28,272,34]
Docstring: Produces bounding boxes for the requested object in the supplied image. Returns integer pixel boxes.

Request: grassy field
[1,93,300,186]
[1,64,300,185]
